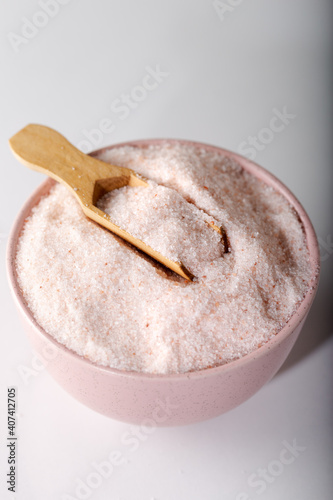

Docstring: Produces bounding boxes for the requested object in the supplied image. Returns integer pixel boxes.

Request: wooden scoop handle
[8,124,135,194]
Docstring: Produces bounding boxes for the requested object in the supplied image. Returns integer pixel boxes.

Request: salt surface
[15,143,312,374]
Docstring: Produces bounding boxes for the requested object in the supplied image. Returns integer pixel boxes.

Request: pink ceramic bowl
[7,140,320,426]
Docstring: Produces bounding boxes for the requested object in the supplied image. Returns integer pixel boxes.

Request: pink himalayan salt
[97,182,225,276]
[15,142,311,374]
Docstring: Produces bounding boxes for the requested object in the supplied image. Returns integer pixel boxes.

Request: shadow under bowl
[7,139,320,426]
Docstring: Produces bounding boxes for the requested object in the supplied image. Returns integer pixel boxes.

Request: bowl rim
[7,138,321,381]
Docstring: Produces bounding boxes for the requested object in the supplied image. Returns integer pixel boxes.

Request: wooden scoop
[9,124,199,279]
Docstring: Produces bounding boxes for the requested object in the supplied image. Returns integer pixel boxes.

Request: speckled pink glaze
[7,140,320,426]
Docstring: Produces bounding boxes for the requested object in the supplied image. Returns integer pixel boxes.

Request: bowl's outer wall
[7,140,320,426]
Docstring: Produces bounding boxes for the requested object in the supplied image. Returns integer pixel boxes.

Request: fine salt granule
[15,143,312,374]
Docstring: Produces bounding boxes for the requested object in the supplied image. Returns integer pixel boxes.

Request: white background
[1,1,332,499]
